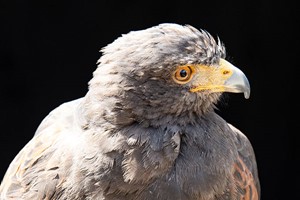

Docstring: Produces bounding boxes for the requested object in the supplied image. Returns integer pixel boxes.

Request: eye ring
[173,65,194,84]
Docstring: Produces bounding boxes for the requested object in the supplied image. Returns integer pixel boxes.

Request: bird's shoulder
[34,97,84,136]
[0,98,84,199]
[225,123,261,200]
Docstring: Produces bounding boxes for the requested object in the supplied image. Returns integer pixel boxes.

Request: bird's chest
[144,133,236,199]
[86,121,237,199]
[104,136,234,200]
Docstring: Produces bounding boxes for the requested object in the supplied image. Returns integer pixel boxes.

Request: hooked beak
[190,59,250,99]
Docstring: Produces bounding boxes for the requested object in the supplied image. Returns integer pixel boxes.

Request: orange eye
[173,65,194,84]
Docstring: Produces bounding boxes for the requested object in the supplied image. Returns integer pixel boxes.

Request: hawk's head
[85,23,250,127]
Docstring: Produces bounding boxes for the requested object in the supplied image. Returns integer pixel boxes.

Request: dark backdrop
[0,1,297,199]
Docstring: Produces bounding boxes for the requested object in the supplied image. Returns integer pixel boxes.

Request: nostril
[223,70,230,75]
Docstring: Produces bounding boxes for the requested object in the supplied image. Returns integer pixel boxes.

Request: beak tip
[244,92,250,99]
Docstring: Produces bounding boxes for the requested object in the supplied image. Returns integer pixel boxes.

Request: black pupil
[180,69,187,77]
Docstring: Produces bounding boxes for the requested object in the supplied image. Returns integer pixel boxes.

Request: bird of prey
[0,23,260,200]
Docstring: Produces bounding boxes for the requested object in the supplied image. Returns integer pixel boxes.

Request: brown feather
[232,157,259,200]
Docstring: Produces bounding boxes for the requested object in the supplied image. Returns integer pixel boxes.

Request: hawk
[0,23,260,200]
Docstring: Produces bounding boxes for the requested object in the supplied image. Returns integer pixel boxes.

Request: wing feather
[0,99,82,199]
[228,123,260,200]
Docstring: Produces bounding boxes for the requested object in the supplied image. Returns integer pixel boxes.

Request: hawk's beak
[221,59,250,99]
[190,59,251,99]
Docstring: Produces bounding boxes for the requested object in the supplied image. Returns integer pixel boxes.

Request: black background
[0,1,297,199]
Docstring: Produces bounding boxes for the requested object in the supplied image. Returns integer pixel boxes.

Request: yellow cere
[188,59,233,93]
